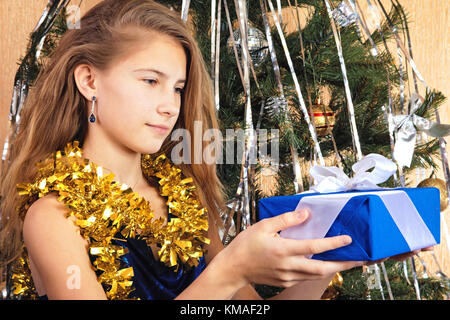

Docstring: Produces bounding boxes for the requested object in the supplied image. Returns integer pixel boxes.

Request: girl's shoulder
[23,192,73,232]
[23,192,88,255]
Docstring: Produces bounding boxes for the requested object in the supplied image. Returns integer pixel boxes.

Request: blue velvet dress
[38,214,206,300]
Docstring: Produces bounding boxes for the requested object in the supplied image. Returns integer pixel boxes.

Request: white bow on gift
[389,93,450,168]
[309,153,397,193]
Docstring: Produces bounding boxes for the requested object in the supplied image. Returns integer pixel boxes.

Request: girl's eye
[175,87,185,94]
[144,79,157,86]
[144,79,184,94]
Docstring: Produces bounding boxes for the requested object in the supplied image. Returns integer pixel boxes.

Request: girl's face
[94,33,187,154]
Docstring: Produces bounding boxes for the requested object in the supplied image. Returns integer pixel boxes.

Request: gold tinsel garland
[11,141,210,299]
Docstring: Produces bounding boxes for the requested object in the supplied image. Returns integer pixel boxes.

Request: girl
[0,0,421,300]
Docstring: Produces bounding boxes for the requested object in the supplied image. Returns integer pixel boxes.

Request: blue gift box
[258,187,441,261]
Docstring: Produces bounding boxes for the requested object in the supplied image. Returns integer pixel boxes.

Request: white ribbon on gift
[280,154,437,257]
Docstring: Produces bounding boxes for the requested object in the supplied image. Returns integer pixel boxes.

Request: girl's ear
[74,64,98,101]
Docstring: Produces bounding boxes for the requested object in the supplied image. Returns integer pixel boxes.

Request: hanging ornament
[256,155,279,197]
[332,272,344,286]
[321,272,343,300]
[417,177,449,211]
[389,93,450,169]
[265,95,288,118]
[219,199,238,244]
[308,98,336,137]
[332,1,358,27]
[226,24,269,68]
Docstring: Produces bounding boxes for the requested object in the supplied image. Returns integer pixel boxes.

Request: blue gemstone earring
[89,96,96,123]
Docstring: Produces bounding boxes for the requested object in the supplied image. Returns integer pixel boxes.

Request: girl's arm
[267,276,334,300]
[191,210,359,300]
[23,194,107,299]
[175,215,261,300]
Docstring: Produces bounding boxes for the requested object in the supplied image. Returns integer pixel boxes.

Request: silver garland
[325,0,363,161]
[267,0,325,166]
[180,0,191,22]
[260,0,304,193]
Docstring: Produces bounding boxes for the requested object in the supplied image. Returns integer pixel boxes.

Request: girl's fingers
[282,234,353,256]
[366,258,388,266]
[260,209,310,234]
[282,255,363,277]
[390,250,420,262]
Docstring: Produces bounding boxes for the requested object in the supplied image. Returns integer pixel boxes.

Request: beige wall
[0,0,103,154]
[1,1,449,284]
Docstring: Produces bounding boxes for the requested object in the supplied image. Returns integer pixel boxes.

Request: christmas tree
[164,0,449,299]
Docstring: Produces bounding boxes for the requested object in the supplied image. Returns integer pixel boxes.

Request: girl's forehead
[110,39,187,75]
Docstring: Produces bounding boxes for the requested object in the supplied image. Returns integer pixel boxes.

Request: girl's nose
[157,88,181,117]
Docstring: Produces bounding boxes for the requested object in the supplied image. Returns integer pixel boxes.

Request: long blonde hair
[0,0,225,267]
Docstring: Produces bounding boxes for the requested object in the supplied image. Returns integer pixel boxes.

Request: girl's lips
[146,124,169,135]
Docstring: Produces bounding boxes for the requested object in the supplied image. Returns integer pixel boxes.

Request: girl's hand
[219,208,364,289]
[366,246,435,266]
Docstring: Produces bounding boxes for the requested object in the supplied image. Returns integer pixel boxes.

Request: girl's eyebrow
[133,68,185,84]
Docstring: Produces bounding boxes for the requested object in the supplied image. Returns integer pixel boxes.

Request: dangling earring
[89,96,96,123]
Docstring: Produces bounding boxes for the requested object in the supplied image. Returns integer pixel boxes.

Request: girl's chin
[140,142,164,155]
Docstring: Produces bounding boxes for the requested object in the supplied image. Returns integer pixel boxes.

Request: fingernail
[343,235,352,245]
[295,210,305,219]
[295,209,308,220]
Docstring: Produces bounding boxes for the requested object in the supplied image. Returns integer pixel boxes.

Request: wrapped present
[258,154,441,261]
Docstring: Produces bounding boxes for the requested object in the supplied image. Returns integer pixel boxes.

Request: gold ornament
[308,98,335,137]
[321,272,343,300]
[417,177,449,211]
[331,272,344,287]
[11,141,209,299]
